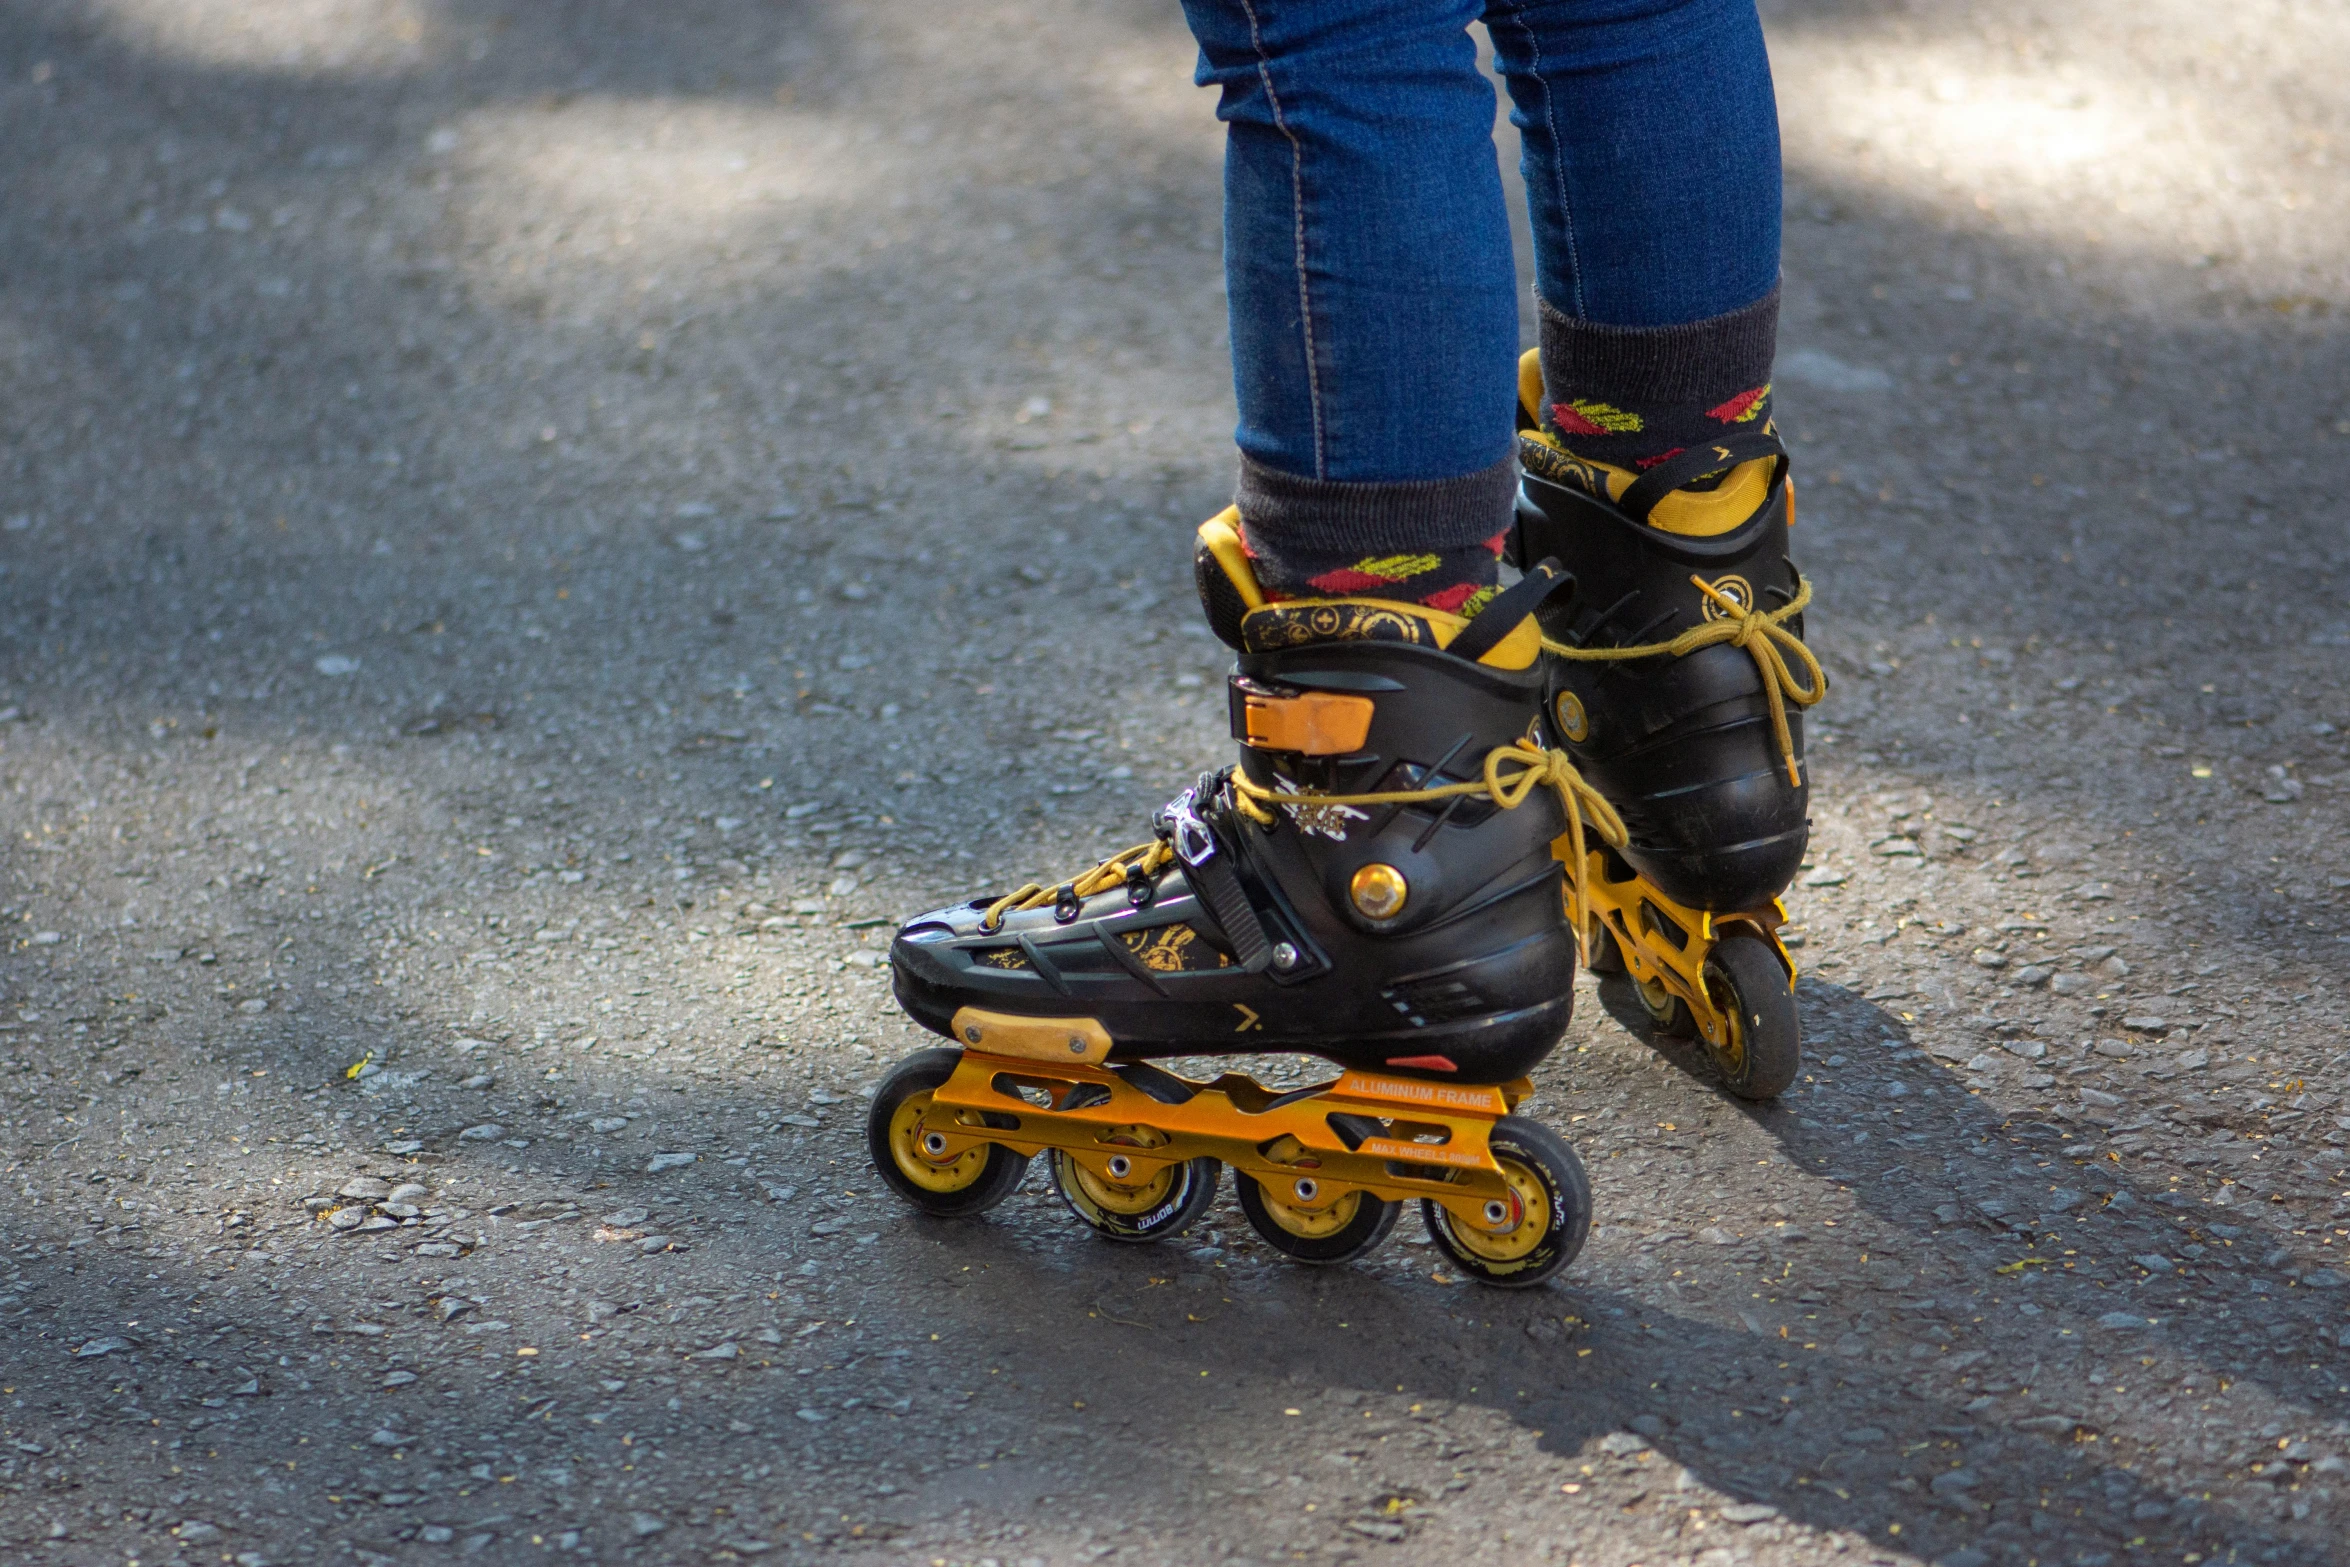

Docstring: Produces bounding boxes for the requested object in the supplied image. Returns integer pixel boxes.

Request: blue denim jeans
[1181,0,1780,513]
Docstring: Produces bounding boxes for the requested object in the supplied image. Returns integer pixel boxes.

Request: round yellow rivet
[1349,863,1409,921]
[1553,690,1589,743]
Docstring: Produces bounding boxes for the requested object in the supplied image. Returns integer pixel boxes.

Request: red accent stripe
[1384,1053,1458,1073]
[1634,446,1688,470]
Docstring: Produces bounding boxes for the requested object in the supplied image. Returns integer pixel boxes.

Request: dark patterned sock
[1537,288,1780,482]
[1230,453,1516,615]
[1240,527,1506,617]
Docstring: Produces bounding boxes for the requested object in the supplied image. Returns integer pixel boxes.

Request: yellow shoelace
[1231,738,1628,895]
[1544,573,1826,787]
[979,839,1177,933]
[976,742,1628,939]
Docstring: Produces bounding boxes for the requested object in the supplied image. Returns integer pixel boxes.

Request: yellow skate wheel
[1698,934,1801,1100]
[1051,1149,1220,1243]
[866,1047,1028,1216]
[1235,1173,1399,1265]
[1421,1118,1589,1288]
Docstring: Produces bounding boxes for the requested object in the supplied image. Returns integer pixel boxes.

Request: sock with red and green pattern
[1229,454,1514,615]
[1239,529,1506,616]
[1536,287,1780,485]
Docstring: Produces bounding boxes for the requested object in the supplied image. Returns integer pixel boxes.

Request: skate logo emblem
[1552,690,1589,743]
[1271,777,1368,841]
[1232,1004,1261,1032]
[1697,574,1754,623]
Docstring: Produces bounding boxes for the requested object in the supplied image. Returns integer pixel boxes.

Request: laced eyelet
[975,824,1180,932]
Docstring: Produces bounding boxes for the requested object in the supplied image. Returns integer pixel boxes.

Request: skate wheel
[1052,1150,1220,1243]
[1581,920,1626,977]
[1420,1117,1590,1289]
[867,1047,1029,1216]
[1635,971,1696,1037]
[1234,1174,1400,1266]
[1699,935,1801,1100]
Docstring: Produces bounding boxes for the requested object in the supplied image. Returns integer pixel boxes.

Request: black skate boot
[866,511,1614,1285]
[1510,352,1826,1099]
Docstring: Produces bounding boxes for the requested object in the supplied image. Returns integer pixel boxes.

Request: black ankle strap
[1448,559,1574,665]
[1616,431,1789,527]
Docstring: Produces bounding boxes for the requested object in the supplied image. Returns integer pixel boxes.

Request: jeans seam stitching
[1236,0,1326,480]
[1495,0,1583,321]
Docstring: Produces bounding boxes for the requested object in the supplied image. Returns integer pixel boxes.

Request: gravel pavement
[4,1,2349,1564]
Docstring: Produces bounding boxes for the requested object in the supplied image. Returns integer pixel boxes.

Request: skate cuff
[1541,572,1825,788]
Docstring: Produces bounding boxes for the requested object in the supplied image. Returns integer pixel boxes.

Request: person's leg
[1487,0,1783,535]
[1179,0,1520,612]
[1495,0,1819,934]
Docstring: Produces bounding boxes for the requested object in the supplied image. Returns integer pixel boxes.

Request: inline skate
[866,512,1617,1287]
[1511,351,1825,1100]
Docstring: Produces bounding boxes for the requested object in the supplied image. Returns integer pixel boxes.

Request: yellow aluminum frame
[1561,836,1796,1051]
[918,1052,1534,1236]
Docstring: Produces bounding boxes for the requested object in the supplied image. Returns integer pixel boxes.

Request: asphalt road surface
[4,1,2349,1564]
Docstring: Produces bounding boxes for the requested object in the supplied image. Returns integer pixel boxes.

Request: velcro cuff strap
[1184,802,1274,970]
[1236,689,1375,755]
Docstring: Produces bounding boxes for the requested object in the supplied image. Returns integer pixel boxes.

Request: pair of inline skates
[862,358,1825,1288]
